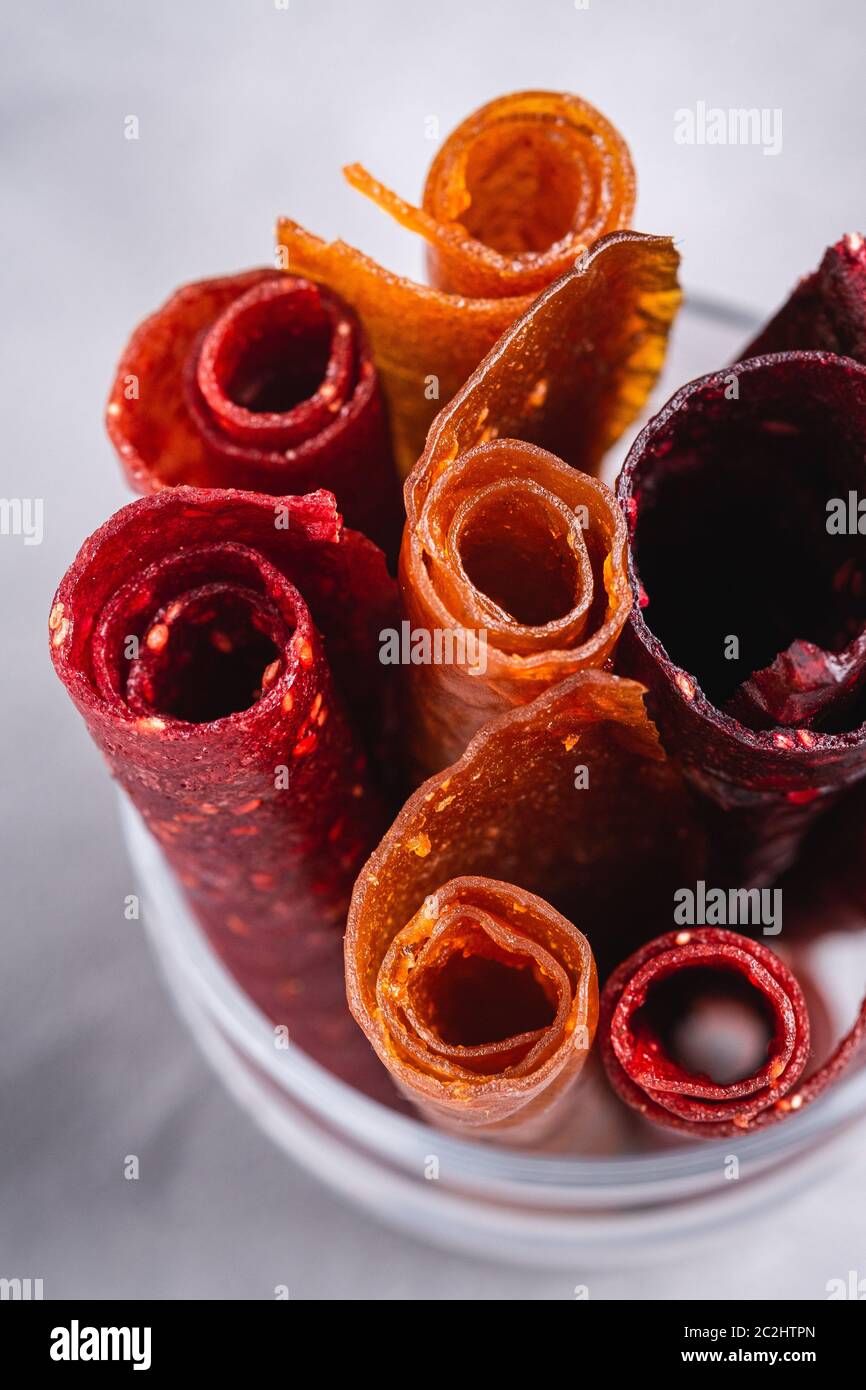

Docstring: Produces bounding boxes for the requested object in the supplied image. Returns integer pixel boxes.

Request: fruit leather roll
[616,353,866,886]
[741,233,866,362]
[277,90,643,477]
[399,232,680,777]
[368,878,598,1142]
[600,928,866,1138]
[106,269,402,559]
[49,487,397,1030]
[346,671,706,1139]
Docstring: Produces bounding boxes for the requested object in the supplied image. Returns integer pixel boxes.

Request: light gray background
[3,0,865,1299]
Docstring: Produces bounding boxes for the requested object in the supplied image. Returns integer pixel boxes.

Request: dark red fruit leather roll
[616,352,866,885]
[742,233,866,363]
[106,269,403,560]
[49,487,398,1033]
[600,927,866,1138]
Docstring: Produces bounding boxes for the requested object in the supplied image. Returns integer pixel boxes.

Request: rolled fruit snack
[741,233,866,362]
[616,352,866,886]
[106,269,403,561]
[346,671,706,1140]
[600,928,866,1138]
[400,232,681,778]
[736,232,866,899]
[277,90,640,477]
[49,487,398,1047]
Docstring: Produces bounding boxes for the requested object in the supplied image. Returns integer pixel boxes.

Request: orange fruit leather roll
[399,231,680,777]
[346,671,706,1141]
[373,879,597,1143]
[276,91,642,477]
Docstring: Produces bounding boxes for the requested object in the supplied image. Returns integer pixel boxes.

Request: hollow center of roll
[201,281,334,417]
[139,588,283,724]
[457,490,582,625]
[632,392,866,718]
[633,966,775,1087]
[460,124,585,255]
[223,304,330,415]
[416,940,557,1047]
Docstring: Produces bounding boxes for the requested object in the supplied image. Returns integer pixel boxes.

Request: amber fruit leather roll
[346,671,706,1138]
[601,928,866,1138]
[49,488,397,1033]
[398,232,679,777]
[106,269,402,559]
[277,90,643,476]
[371,879,597,1140]
[616,353,866,886]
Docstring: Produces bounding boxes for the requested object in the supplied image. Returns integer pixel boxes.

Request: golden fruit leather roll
[277,91,643,476]
[346,672,706,1139]
[399,231,680,777]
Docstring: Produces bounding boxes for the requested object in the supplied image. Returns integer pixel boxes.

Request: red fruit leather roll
[400,233,681,778]
[346,671,706,1139]
[600,928,866,1138]
[106,269,403,560]
[742,233,866,362]
[277,91,640,478]
[49,487,397,1034]
[616,353,866,886]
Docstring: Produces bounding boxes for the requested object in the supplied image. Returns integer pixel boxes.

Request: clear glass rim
[125,797,866,1199]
